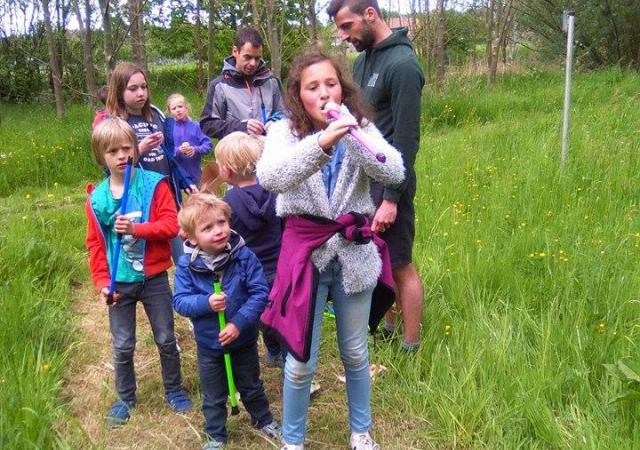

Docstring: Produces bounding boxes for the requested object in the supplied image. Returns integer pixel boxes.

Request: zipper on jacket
[280,283,292,316]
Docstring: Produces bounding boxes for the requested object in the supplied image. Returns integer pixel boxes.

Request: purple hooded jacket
[260,212,395,362]
[172,119,212,183]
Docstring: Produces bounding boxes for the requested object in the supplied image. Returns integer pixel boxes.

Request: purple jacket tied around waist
[260,212,395,362]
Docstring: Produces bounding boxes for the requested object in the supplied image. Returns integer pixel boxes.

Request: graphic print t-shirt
[127,113,171,176]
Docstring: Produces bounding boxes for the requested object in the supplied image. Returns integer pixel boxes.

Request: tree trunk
[421,0,431,84]
[55,0,71,88]
[129,0,146,71]
[98,0,115,70]
[194,0,205,93]
[434,0,446,86]
[264,0,281,79]
[306,0,317,44]
[487,0,514,86]
[207,0,216,81]
[74,0,98,105]
[41,0,65,117]
[486,0,496,87]
[250,0,261,30]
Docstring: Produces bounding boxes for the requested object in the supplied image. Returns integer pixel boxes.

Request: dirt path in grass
[64,282,425,449]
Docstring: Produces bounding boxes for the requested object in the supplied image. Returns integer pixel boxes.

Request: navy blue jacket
[172,235,269,351]
[224,184,281,282]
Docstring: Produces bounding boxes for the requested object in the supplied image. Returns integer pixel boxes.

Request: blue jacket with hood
[224,184,281,283]
[172,231,269,351]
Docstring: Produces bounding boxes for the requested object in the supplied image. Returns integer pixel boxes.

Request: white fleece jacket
[257,118,405,294]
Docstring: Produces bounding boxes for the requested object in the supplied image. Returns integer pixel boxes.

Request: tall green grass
[384,67,640,447]
[0,189,87,448]
[1,67,640,447]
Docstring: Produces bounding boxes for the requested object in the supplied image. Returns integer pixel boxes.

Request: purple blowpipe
[325,107,386,163]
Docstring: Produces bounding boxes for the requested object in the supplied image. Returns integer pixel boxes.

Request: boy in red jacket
[86,117,191,427]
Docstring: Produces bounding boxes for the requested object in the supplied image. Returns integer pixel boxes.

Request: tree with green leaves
[519,0,640,68]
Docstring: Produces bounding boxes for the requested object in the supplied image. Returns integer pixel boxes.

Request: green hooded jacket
[353,27,425,202]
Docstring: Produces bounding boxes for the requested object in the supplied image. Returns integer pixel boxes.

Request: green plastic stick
[214,279,240,415]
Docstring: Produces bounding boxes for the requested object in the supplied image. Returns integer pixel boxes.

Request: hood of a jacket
[227,185,277,232]
[368,27,414,54]
[183,230,245,274]
[221,56,272,83]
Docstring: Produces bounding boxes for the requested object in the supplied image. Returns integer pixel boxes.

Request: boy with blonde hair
[86,117,191,428]
[215,131,285,367]
[173,192,280,449]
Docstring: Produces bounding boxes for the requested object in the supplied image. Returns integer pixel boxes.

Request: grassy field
[2,66,640,448]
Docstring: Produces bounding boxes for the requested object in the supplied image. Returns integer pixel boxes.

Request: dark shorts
[370,176,416,269]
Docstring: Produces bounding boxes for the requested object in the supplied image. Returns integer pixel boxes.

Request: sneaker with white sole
[350,431,380,450]
[280,444,304,450]
[310,379,321,397]
[259,420,281,440]
[202,439,225,449]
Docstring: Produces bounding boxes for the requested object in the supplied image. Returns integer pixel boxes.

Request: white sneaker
[280,444,304,450]
[310,379,321,397]
[350,431,380,450]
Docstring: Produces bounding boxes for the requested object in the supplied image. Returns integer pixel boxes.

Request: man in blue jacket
[200,27,284,139]
[329,0,426,352]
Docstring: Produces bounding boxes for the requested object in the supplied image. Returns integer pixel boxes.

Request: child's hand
[208,292,226,312]
[99,287,120,305]
[139,132,164,154]
[180,143,196,157]
[246,119,266,135]
[218,323,239,346]
[317,115,357,150]
[114,214,135,235]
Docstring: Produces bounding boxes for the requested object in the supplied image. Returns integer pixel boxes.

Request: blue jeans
[281,260,374,444]
[170,235,183,265]
[109,271,183,403]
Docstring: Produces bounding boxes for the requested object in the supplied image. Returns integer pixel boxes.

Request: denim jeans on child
[281,260,374,445]
[198,342,273,443]
[170,235,184,265]
[109,271,182,404]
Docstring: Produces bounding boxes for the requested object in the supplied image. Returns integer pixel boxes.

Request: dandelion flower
[47,193,54,199]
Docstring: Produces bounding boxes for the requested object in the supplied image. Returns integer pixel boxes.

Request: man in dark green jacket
[329,0,425,352]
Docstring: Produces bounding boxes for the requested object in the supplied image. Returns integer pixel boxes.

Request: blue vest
[90,170,165,282]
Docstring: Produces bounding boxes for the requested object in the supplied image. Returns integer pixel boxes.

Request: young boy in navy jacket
[173,193,280,449]
[214,132,284,367]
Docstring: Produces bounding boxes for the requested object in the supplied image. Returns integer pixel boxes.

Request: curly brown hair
[285,50,371,138]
